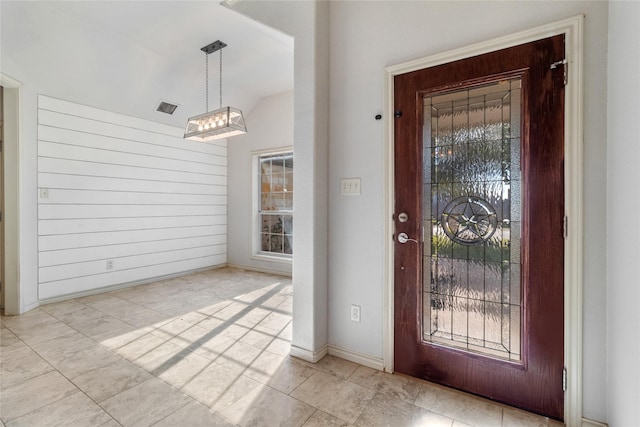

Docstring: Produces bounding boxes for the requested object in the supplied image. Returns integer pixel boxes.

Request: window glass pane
[258,152,293,257]
[423,79,521,361]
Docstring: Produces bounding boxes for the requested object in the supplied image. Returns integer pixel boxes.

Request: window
[254,150,293,259]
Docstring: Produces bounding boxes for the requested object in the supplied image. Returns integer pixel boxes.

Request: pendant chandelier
[184,40,247,141]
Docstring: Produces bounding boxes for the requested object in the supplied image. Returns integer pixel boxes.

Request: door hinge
[550,59,568,85]
[562,367,567,392]
[563,215,568,239]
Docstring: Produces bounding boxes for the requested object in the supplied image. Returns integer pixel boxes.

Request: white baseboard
[38,265,226,306]
[328,344,385,371]
[226,263,292,277]
[291,344,328,363]
[582,418,608,427]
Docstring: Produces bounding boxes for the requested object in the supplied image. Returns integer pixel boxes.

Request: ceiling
[1,1,293,124]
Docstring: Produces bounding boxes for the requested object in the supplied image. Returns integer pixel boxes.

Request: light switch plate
[340,178,361,196]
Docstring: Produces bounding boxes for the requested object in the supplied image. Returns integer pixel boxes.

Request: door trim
[382,15,584,425]
[0,73,22,315]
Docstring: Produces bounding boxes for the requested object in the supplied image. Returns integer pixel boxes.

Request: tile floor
[0,268,563,426]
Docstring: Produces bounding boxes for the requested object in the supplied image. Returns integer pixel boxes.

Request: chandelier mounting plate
[201,40,227,55]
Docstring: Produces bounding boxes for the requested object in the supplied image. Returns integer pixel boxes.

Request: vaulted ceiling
[1,1,293,126]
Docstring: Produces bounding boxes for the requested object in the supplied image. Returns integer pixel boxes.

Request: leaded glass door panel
[393,36,565,420]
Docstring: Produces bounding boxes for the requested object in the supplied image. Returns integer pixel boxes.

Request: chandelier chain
[205,52,209,113]
[219,49,223,108]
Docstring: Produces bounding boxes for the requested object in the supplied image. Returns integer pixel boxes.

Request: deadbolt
[398,212,409,223]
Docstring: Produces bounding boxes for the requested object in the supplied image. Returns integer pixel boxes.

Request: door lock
[397,212,409,223]
[397,232,418,244]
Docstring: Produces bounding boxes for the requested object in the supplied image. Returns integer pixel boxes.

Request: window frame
[251,147,294,264]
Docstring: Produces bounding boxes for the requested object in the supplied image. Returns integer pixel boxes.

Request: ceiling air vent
[156,100,179,115]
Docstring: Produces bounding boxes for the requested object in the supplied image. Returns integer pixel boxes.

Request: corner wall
[227,91,293,276]
[36,96,227,301]
[327,1,608,422]
[606,2,640,425]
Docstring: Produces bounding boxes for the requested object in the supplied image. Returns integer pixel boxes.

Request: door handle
[397,232,418,244]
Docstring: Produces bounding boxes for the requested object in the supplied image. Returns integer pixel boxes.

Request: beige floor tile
[302,410,352,427]
[348,366,423,403]
[113,307,169,328]
[5,391,113,427]
[28,331,96,355]
[305,355,359,379]
[291,371,376,424]
[0,328,25,354]
[180,328,237,361]
[236,306,272,328]
[1,311,56,336]
[114,331,169,361]
[94,326,155,351]
[154,350,212,389]
[216,341,262,369]
[71,359,153,402]
[134,340,187,372]
[70,314,134,339]
[502,407,564,427]
[39,300,88,318]
[414,382,503,427]
[0,346,54,389]
[100,378,192,427]
[152,401,235,427]
[219,323,252,340]
[37,342,122,379]
[257,311,292,332]
[245,352,317,394]
[238,328,276,350]
[354,393,454,427]
[9,319,77,346]
[54,305,105,325]
[221,383,316,427]
[180,362,254,410]
[264,336,292,357]
[0,371,78,422]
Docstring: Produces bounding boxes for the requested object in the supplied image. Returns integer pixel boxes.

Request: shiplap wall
[37,95,227,300]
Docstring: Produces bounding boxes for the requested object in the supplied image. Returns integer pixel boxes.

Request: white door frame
[1,73,22,315]
[382,16,584,425]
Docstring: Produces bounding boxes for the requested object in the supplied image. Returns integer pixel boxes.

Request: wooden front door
[393,35,565,420]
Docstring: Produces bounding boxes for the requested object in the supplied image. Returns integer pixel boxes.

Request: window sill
[251,253,293,265]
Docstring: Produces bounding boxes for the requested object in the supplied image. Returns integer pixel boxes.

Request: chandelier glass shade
[184,40,246,142]
[184,106,246,141]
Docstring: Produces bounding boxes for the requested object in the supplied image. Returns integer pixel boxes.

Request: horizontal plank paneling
[39,225,226,251]
[40,188,225,205]
[38,95,228,299]
[39,204,226,220]
[40,245,227,283]
[39,158,227,185]
[38,108,226,155]
[39,125,227,164]
[39,141,226,176]
[38,173,226,196]
[39,256,227,300]
[39,215,226,235]
[39,235,227,267]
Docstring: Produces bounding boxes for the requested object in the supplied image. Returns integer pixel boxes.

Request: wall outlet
[106,259,114,270]
[340,178,361,196]
[350,304,361,322]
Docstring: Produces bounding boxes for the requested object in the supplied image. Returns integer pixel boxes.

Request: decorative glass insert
[422,79,522,361]
[259,152,293,256]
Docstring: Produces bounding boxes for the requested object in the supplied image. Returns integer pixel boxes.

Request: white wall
[327,1,608,422]
[606,2,640,426]
[231,1,331,360]
[228,91,293,276]
[36,96,227,300]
